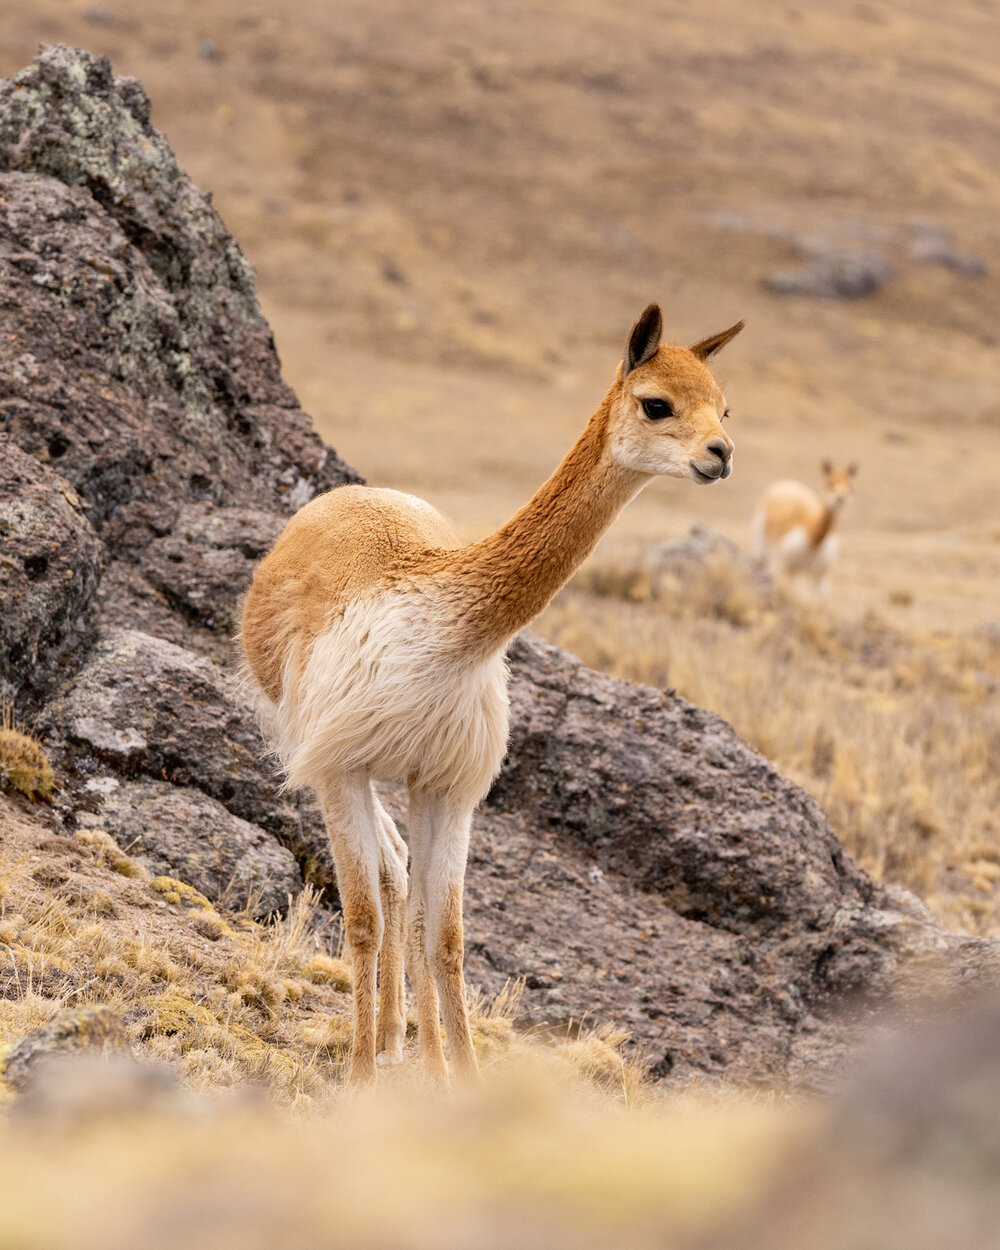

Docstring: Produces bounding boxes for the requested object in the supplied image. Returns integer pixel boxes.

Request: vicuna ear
[847,462,859,478]
[689,320,746,361]
[625,304,663,375]
[821,458,833,476]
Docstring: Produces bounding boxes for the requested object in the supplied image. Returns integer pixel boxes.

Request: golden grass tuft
[0,710,55,802]
[75,829,147,879]
[151,876,214,910]
[302,952,353,991]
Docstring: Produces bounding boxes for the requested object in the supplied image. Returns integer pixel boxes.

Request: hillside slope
[1,46,998,1092]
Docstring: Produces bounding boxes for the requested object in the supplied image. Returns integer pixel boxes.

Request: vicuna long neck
[811,500,839,549]
[437,388,648,656]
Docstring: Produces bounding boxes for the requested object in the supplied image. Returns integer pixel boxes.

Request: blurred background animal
[753,461,857,603]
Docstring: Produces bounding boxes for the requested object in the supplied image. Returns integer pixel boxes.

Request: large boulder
[494,636,872,937]
[0,44,358,592]
[467,637,1000,1082]
[1,45,997,1088]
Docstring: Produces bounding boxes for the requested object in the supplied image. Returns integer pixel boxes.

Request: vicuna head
[609,303,744,483]
[821,459,858,510]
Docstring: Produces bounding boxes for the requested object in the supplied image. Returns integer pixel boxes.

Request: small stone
[83,4,115,24]
[765,251,894,299]
[1,1007,127,1092]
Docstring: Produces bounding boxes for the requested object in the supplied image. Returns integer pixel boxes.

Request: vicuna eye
[641,398,673,420]
[722,408,730,421]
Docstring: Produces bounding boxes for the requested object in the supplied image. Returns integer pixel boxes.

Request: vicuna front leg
[318,774,384,1084]
[408,786,478,1081]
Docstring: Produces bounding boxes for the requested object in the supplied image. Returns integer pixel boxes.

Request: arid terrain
[3,0,995,927]
[3,0,998,615]
[0,4,998,1245]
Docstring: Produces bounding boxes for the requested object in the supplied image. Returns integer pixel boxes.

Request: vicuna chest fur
[278,583,510,806]
[242,485,511,807]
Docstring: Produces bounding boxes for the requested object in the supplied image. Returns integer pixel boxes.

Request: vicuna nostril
[706,438,730,463]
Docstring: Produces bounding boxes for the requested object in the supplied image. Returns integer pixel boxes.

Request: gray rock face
[1,45,997,1089]
[98,778,301,917]
[42,628,335,886]
[0,45,345,902]
[139,505,285,633]
[0,44,358,569]
[493,637,873,936]
[0,441,104,703]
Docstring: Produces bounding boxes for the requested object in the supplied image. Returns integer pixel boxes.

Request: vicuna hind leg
[405,784,448,1081]
[317,773,383,1085]
[372,794,407,1066]
[410,787,478,1080]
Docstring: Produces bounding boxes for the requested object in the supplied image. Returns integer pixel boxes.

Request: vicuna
[240,304,743,1083]
[753,461,857,602]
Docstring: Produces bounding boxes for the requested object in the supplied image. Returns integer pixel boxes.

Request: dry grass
[0,824,354,1102]
[0,1052,797,1250]
[538,552,1000,936]
[0,806,658,1109]
[0,710,55,802]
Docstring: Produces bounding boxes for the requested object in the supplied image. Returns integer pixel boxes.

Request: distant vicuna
[240,304,743,1083]
[753,461,857,602]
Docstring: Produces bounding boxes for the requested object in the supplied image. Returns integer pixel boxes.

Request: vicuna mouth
[690,461,725,484]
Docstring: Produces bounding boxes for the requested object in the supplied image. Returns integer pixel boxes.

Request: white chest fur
[271,587,511,806]
[778,526,837,573]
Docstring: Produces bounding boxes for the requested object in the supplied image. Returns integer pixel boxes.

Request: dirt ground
[2,0,998,632]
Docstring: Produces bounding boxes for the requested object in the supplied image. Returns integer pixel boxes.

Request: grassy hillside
[0,7,996,1240]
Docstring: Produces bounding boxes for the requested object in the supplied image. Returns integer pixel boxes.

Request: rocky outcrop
[765,249,894,299]
[0,45,357,676]
[644,523,767,599]
[0,44,345,891]
[2,46,997,1089]
[495,636,874,937]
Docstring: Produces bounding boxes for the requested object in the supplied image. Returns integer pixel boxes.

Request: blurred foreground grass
[0,1052,796,1250]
